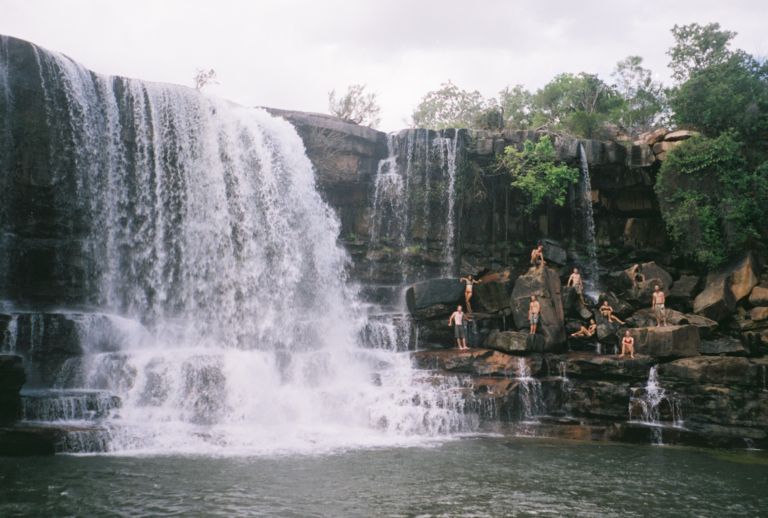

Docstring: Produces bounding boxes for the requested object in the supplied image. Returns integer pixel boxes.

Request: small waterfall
[516,357,543,422]
[436,134,459,276]
[369,135,408,253]
[577,143,599,292]
[2,314,18,352]
[629,366,683,445]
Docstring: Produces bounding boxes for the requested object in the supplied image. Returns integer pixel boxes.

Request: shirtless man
[599,300,625,324]
[652,285,667,327]
[530,244,545,271]
[628,263,645,289]
[448,305,468,350]
[459,274,481,314]
[620,330,635,359]
[570,318,597,338]
[567,267,585,304]
[528,295,541,335]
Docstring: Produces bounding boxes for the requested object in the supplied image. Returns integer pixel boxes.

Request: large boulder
[406,278,464,316]
[541,239,567,266]
[658,356,758,387]
[625,308,716,336]
[694,254,760,321]
[749,286,768,306]
[668,275,700,307]
[699,336,749,356]
[412,349,542,377]
[472,281,511,313]
[511,267,566,350]
[598,292,633,318]
[485,330,528,353]
[627,325,700,358]
[0,355,26,423]
[624,262,672,305]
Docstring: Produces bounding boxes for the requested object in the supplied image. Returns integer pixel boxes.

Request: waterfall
[515,357,543,421]
[2,314,18,352]
[436,133,459,276]
[0,38,475,454]
[629,366,683,445]
[577,143,599,292]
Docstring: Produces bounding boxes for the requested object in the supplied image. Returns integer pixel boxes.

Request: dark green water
[1,437,767,517]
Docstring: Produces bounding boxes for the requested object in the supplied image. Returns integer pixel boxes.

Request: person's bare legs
[610,315,625,325]
[465,292,473,314]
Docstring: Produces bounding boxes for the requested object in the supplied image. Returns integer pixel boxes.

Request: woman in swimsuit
[460,274,480,313]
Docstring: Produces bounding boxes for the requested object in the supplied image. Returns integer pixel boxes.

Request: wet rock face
[0,355,25,423]
[694,254,761,321]
[406,278,464,316]
[627,325,700,359]
[510,267,565,350]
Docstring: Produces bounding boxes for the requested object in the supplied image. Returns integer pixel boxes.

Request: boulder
[560,353,656,381]
[541,239,567,266]
[664,129,700,141]
[683,313,719,337]
[485,330,528,353]
[598,292,633,318]
[563,287,592,320]
[412,348,542,377]
[658,356,757,386]
[596,322,621,344]
[511,267,566,350]
[652,141,682,154]
[751,307,768,322]
[624,262,673,305]
[627,325,700,358]
[749,286,768,306]
[694,254,760,321]
[473,281,510,313]
[693,276,735,321]
[0,355,26,423]
[699,336,749,356]
[406,278,464,315]
[668,275,700,304]
[637,128,668,146]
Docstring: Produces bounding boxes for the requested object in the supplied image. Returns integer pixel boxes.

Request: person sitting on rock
[629,263,645,289]
[620,330,635,359]
[570,318,597,338]
[530,244,545,271]
[567,267,586,304]
[448,305,469,350]
[459,274,481,314]
[528,295,541,335]
[652,285,667,327]
[599,300,625,324]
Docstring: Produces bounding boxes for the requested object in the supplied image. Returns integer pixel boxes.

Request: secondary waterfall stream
[0,39,475,454]
[577,143,599,292]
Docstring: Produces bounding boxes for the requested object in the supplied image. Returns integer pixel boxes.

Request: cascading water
[436,134,459,276]
[629,366,683,445]
[577,143,599,293]
[515,357,543,422]
[0,38,476,454]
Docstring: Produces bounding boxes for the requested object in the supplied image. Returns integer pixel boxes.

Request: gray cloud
[1,0,766,130]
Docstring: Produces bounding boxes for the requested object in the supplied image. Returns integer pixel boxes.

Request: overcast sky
[2,0,766,131]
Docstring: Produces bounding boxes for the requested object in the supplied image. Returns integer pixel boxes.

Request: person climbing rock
[599,300,625,324]
[652,285,667,327]
[567,267,585,304]
[570,318,597,338]
[629,263,645,289]
[528,295,541,335]
[530,244,545,271]
[460,274,480,314]
[620,330,635,359]
[448,305,469,350]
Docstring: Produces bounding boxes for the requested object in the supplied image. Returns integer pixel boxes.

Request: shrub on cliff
[496,136,579,213]
[655,132,768,267]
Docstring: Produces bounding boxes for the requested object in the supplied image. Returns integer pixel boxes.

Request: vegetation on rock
[328,84,381,128]
[495,136,579,213]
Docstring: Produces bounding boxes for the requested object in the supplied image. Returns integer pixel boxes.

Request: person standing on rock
[599,300,625,324]
[652,285,667,327]
[530,244,545,271]
[460,274,481,314]
[448,305,469,350]
[567,267,586,304]
[620,330,635,359]
[528,295,541,335]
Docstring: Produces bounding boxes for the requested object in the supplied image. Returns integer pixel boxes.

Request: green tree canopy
[328,84,381,128]
[411,81,487,129]
[667,23,737,82]
[611,56,666,134]
[655,133,768,267]
[496,136,579,213]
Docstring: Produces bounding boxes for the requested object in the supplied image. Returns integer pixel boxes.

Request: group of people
[448,243,670,359]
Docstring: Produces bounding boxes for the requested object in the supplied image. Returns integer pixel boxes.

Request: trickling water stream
[629,366,684,445]
[577,143,599,293]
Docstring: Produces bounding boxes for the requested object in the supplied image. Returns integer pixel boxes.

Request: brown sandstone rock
[627,325,700,358]
[511,266,566,350]
[658,356,759,386]
[664,129,701,141]
[750,307,768,322]
[694,254,760,321]
[652,141,682,154]
[669,275,700,302]
[412,348,541,377]
[485,330,529,353]
[749,286,768,306]
[637,128,668,146]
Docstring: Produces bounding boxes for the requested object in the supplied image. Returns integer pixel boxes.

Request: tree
[328,84,381,128]
[668,23,736,82]
[411,81,487,129]
[655,133,768,267]
[193,68,218,91]
[496,136,579,213]
[611,56,666,134]
[498,85,534,129]
[533,73,622,138]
